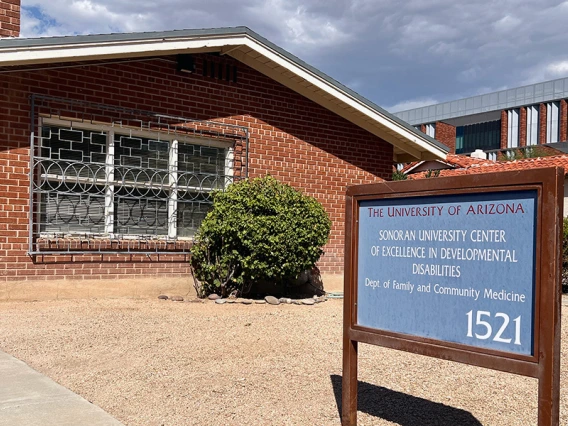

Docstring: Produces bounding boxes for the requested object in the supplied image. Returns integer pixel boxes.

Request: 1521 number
[466,310,521,345]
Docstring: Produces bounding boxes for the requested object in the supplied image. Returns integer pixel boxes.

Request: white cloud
[522,60,568,85]
[492,15,521,33]
[547,61,568,76]
[386,98,439,113]
[244,0,352,52]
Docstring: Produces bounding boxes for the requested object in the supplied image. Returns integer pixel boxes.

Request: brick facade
[0,0,19,38]
[519,107,527,147]
[500,110,508,149]
[560,100,568,142]
[0,55,393,283]
[434,121,456,153]
[539,103,547,145]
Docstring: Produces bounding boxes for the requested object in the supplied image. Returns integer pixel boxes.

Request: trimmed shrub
[190,176,331,297]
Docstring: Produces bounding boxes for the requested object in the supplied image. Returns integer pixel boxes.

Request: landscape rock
[301,298,315,305]
[208,294,220,300]
[241,299,253,305]
[292,300,302,305]
[255,300,266,304]
[215,299,226,304]
[170,296,184,302]
[279,298,292,304]
[157,295,169,300]
[226,299,236,304]
[265,296,280,305]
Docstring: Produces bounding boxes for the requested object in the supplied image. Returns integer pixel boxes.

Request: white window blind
[546,101,559,143]
[507,109,519,148]
[526,105,539,146]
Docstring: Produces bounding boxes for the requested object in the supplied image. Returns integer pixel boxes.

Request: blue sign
[357,190,537,356]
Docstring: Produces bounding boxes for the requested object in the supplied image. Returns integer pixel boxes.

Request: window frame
[38,117,234,240]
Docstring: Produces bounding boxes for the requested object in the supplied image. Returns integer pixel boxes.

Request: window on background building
[38,120,233,239]
[425,123,435,138]
[546,101,560,143]
[507,109,519,148]
[455,120,501,154]
[526,105,539,146]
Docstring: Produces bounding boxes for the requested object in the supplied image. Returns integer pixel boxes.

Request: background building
[395,79,568,159]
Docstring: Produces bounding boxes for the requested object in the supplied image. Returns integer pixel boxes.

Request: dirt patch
[0,298,566,425]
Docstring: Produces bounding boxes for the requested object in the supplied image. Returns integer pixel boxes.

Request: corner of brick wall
[500,110,508,149]
[560,100,567,142]
[519,107,527,147]
[0,0,20,38]
[538,103,547,145]
[435,121,456,153]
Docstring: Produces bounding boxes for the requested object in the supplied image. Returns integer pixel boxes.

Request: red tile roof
[410,154,568,180]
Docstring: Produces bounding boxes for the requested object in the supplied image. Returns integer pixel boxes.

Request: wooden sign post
[342,168,563,425]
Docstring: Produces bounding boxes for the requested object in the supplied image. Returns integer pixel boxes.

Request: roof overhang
[0,27,448,162]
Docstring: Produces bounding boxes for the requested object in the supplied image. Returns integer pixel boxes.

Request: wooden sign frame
[342,167,563,426]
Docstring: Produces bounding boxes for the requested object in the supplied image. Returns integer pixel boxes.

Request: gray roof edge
[0,26,448,154]
[0,26,253,48]
[394,75,568,124]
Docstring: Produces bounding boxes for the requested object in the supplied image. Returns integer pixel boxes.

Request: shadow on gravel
[330,375,482,425]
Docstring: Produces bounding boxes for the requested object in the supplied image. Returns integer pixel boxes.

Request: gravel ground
[0,297,566,426]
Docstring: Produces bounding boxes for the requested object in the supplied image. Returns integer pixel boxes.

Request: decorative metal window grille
[29,95,248,256]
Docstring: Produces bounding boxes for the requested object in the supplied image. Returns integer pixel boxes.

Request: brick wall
[0,55,393,282]
[500,110,508,149]
[519,107,527,147]
[0,0,20,38]
[539,103,547,145]
[434,121,456,153]
[560,100,567,142]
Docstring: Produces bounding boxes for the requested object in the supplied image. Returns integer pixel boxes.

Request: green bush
[391,170,407,181]
[190,176,331,297]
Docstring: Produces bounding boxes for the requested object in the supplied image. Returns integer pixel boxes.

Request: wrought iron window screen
[29,95,249,256]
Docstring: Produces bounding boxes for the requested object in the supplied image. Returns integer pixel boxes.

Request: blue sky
[19,0,568,112]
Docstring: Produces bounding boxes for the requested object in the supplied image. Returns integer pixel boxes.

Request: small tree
[391,170,407,181]
[190,176,331,297]
[424,169,441,178]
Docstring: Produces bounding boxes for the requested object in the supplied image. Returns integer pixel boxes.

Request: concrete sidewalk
[0,351,123,425]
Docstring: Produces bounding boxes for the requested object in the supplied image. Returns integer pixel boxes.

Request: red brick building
[398,78,568,160]
[0,1,447,299]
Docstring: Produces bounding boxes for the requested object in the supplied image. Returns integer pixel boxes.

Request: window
[526,105,539,146]
[546,101,559,143]
[38,119,233,239]
[424,123,436,138]
[507,109,519,148]
[455,120,501,154]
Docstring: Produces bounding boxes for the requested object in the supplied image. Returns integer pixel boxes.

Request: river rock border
[157,294,328,305]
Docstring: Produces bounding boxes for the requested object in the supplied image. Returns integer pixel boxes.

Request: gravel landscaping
[0,297,567,425]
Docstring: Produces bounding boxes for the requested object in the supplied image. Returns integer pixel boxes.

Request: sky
[18,0,568,113]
